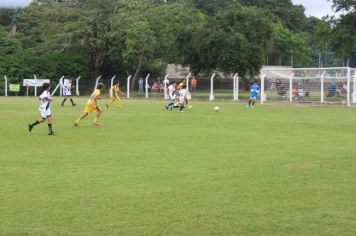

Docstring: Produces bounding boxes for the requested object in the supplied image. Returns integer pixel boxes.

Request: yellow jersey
[87,89,101,105]
[177,81,185,90]
[110,85,121,98]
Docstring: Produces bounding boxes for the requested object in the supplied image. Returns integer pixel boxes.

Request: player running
[28,82,55,135]
[176,79,192,108]
[61,78,76,107]
[178,84,188,112]
[165,81,176,110]
[247,80,260,108]
[106,81,123,109]
[74,83,104,127]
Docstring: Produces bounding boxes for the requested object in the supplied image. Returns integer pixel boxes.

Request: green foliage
[0,27,22,55]
[331,0,356,12]
[177,4,272,76]
[192,0,236,15]
[237,0,307,32]
[108,0,200,86]
[0,8,19,29]
[0,0,355,85]
[0,48,90,81]
[266,22,310,67]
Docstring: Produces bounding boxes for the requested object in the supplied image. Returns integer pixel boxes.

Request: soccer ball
[214,106,220,111]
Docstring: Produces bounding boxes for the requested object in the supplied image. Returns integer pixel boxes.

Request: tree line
[0,0,355,89]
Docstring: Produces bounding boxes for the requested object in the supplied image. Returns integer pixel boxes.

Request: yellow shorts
[84,103,101,113]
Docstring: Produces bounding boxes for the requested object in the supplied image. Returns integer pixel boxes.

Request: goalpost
[260,67,356,106]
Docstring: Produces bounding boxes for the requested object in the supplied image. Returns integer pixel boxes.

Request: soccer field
[1,97,355,235]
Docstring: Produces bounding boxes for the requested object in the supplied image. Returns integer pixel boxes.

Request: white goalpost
[260,67,356,106]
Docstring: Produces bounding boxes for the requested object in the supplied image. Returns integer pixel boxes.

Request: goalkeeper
[106,81,123,109]
[247,80,260,108]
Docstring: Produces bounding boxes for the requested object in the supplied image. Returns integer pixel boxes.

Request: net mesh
[261,67,356,105]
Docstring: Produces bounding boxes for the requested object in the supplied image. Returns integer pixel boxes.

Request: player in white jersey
[28,82,55,135]
[178,84,188,112]
[61,78,76,107]
[165,82,176,110]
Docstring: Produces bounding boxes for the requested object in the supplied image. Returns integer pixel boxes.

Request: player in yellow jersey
[74,83,104,127]
[106,81,123,109]
[176,79,185,90]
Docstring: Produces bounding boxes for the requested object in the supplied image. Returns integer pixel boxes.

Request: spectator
[327,83,337,97]
[278,84,286,97]
[292,87,298,100]
[191,75,197,92]
[138,77,144,93]
[152,81,159,92]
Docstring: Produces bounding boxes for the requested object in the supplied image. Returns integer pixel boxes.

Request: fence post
[110,75,116,88]
[347,67,351,107]
[94,75,102,92]
[209,73,216,101]
[233,73,238,101]
[4,76,8,97]
[164,74,169,100]
[320,71,326,103]
[289,73,294,103]
[34,75,38,96]
[145,74,150,99]
[261,73,266,104]
[75,76,81,96]
[353,71,356,104]
[186,73,191,92]
[51,76,65,96]
[127,75,132,98]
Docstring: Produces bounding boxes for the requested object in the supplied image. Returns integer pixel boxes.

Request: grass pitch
[1,97,355,235]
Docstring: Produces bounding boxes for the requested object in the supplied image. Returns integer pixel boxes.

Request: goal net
[260,67,356,106]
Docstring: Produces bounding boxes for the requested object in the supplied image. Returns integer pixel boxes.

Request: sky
[291,0,336,18]
[0,0,337,18]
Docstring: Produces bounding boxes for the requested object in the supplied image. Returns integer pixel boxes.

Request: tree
[330,0,356,12]
[109,0,200,88]
[329,0,356,66]
[177,4,273,78]
[237,0,307,32]
[265,22,310,67]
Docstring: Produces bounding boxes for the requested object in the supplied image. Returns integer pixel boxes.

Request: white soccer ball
[214,106,220,111]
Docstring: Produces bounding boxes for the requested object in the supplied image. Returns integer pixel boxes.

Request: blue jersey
[250,84,260,98]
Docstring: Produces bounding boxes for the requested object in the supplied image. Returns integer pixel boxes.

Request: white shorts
[169,94,176,100]
[39,106,51,118]
[179,98,185,105]
[63,88,71,96]
[186,93,191,100]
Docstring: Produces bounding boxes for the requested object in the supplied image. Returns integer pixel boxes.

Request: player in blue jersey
[247,80,260,108]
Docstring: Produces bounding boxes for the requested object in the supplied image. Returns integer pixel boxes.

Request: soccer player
[74,83,104,127]
[178,84,188,112]
[247,80,260,108]
[176,79,192,108]
[165,81,176,110]
[61,78,76,107]
[28,82,55,135]
[176,79,185,90]
[106,81,123,109]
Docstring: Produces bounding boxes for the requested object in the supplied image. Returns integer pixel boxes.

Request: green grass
[1,97,355,235]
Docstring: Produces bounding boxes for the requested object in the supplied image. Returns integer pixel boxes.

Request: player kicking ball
[247,80,260,108]
[28,82,55,135]
[74,83,104,127]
